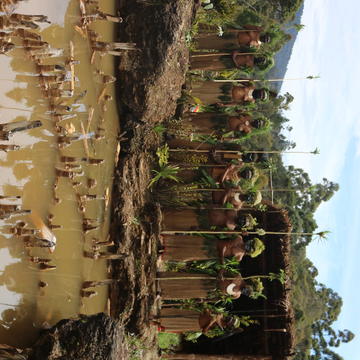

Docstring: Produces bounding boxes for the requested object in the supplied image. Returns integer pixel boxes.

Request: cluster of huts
[156,25,295,360]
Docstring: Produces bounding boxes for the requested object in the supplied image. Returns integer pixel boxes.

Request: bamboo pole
[170,188,307,193]
[269,166,274,204]
[161,206,282,212]
[156,274,273,281]
[169,148,319,155]
[161,229,328,238]
[212,76,320,83]
[197,29,262,34]
[69,41,75,94]
[191,52,256,57]
[174,164,231,168]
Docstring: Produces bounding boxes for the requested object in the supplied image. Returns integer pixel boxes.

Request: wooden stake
[191,52,256,57]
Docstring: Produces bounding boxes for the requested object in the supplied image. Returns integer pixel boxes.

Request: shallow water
[0,0,120,347]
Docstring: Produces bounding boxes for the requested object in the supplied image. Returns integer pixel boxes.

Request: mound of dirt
[117,0,197,124]
[28,313,127,360]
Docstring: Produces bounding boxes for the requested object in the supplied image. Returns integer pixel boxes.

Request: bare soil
[29,314,127,360]
[108,0,198,358]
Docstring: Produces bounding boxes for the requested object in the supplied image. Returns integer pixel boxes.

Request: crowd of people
[0,0,132,299]
[156,24,284,337]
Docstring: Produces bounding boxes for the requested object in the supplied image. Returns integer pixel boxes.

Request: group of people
[190,25,273,72]
[78,0,135,63]
[157,158,268,333]
[164,26,274,150]
[0,1,128,298]
[154,25,282,336]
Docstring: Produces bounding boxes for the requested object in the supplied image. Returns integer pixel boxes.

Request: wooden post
[191,52,256,57]
[161,206,282,213]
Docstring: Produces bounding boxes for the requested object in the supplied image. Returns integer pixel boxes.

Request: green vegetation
[158,333,182,351]
[149,145,181,188]
[125,333,148,360]
[184,314,257,343]
[152,123,166,135]
[156,0,355,358]
[171,83,354,359]
[148,165,180,188]
[239,87,353,360]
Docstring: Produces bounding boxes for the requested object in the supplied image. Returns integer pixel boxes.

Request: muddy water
[0,0,120,347]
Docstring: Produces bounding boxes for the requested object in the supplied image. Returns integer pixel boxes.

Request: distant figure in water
[10,221,39,237]
[30,256,51,264]
[0,120,42,139]
[60,155,104,165]
[0,32,10,40]
[83,250,126,260]
[38,262,56,271]
[42,88,73,99]
[0,41,15,54]
[0,144,20,152]
[30,212,57,253]
[38,74,66,89]
[87,178,97,189]
[0,15,40,30]
[14,28,42,40]
[81,289,98,298]
[36,63,65,73]
[1,0,27,12]
[55,168,83,179]
[0,195,21,200]
[23,236,56,250]
[0,209,31,220]
[81,7,123,26]
[39,280,48,288]
[0,205,20,217]
[82,279,118,289]
[96,70,116,84]
[91,41,136,52]
[9,14,50,24]
[22,39,49,49]
[91,41,136,62]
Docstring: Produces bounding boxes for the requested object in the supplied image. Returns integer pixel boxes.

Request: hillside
[266,2,305,92]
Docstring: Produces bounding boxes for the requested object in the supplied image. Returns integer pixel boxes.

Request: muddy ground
[108,0,198,358]
[0,1,198,359]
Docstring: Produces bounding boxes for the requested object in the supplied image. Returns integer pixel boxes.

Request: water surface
[0,0,120,347]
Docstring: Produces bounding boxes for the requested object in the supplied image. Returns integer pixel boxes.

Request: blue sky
[280,0,360,357]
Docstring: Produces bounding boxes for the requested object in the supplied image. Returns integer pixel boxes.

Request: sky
[280,0,360,357]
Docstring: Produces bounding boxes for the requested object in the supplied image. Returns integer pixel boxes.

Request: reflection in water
[0,0,121,348]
